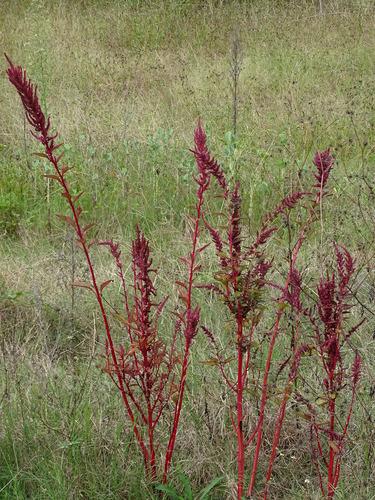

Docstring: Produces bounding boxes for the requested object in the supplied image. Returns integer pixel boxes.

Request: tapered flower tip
[313,149,334,188]
[194,116,207,153]
[185,306,200,342]
[352,354,361,385]
[4,52,13,67]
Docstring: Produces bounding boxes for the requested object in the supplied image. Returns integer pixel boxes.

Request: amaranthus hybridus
[194,119,337,498]
[5,54,209,482]
[297,243,363,498]
[6,52,363,497]
[98,230,172,479]
[5,52,156,476]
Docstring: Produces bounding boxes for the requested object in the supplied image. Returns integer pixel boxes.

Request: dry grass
[1,1,375,498]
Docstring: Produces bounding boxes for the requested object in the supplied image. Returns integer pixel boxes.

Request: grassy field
[1,1,375,498]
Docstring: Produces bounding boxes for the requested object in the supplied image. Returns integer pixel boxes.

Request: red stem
[43,145,152,472]
[236,322,245,500]
[163,343,190,483]
[163,186,206,482]
[327,388,336,499]
[262,310,301,498]
[248,193,322,497]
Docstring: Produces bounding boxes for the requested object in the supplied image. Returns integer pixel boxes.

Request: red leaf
[179,290,189,306]
[56,214,76,228]
[76,206,82,217]
[127,346,138,356]
[34,152,48,158]
[71,281,95,293]
[175,281,187,290]
[61,165,73,175]
[52,143,63,152]
[98,365,111,374]
[187,214,197,225]
[88,239,98,249]
[196,243,210,255]
[61,192,71,200]
[178,256,191,265]
[100,280,112,294]
[112,312,132,327]
[82,223,96,235]
[56,152,64,163]
[73,191,84,204]
[170,310,186,326]
[43,174,61,182]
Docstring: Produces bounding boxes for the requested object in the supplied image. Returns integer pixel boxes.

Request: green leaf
[155,483,181,500]
[178,473,193,500]
[260,181,271,195]
[196,475,225,499]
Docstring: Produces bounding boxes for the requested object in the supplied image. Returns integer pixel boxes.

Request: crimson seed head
[317,271,336,330]
[261,191,306,232]
[334,242,355,291]
[99,240,122,263]
[313,149,334,189]
[193,117,207,155]
[191,118,227,191]
[185,307,200,344]
[352,355,361,386]
[5,53,52,143]
[132,226,157,330]
[284,268,302,311]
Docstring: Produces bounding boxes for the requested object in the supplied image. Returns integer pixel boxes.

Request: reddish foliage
[313,149,334,189]
[6,53,363,498]
[301,244,363,498]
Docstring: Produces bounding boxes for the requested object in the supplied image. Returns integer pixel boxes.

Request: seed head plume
[191,118,227,191]
[132,225,157,331]
[352,354,361,386]
[313,149,334,189]
[185,307,200,345]
[5,53,56,146]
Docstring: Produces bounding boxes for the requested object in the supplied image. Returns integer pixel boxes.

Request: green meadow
[1,1,375,498]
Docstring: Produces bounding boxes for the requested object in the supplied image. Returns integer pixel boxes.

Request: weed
[295,244,363,498]
[156,472,225,500]
[5,55,210,484]
[4,43,367,498]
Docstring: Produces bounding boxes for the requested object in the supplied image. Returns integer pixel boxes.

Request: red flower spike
[313,149,334,189]
[191,117,227,191]
[5,53,53,145]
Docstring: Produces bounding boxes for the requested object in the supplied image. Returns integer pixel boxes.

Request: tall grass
[2,1,375,498]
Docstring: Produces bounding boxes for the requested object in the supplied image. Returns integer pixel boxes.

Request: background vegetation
[1,0,375,498]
